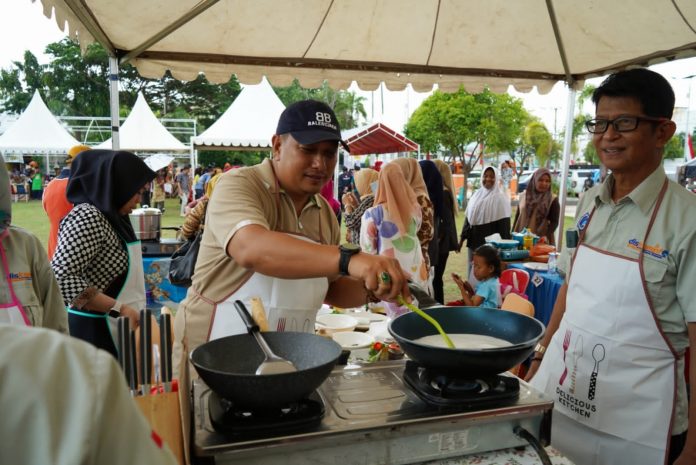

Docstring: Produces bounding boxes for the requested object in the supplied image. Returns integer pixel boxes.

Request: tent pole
[108,57,121,150]
[556,84,577,250]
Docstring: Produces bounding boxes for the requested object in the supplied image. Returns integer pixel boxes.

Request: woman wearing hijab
[51,150,156,357]
[459,166,511,285]
[343,168,379,244]
[391,157,435,272]
[418,160,444,270]
[432,159,459,304]
[319,178,341,223]
[0,155,66,331]
[360,164,428,316]
[512,168,560,245]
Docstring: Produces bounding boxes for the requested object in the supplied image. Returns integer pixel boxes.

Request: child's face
[472,255,494,281]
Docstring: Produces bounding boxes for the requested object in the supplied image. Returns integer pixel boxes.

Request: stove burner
[403,361,520,409]
[209,390,325,438]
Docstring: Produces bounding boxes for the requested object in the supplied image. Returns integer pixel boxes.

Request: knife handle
[129,329,138,392]
[160,313,172,389]
[117,317,129,372]
[139,309,152,392]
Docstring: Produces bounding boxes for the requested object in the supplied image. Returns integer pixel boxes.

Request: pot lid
[130,206,162,216]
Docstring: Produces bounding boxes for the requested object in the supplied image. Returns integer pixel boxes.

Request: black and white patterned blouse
[51,203,129,309]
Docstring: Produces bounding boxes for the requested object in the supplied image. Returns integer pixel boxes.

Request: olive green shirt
[0,226,67,333]
[559,166,696,433]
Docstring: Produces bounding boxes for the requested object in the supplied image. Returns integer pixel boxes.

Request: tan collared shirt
[173,159,340,375]
[559,166,696,433]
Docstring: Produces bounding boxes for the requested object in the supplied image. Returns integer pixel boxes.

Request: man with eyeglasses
[526,68,696,465]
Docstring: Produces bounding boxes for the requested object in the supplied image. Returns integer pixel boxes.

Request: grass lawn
[12,197,574,304]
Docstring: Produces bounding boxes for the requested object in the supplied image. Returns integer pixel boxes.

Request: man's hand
[120,305,140,330]
[348,253,410,303]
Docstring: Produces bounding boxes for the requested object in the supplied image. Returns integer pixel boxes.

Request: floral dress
[359,204,428,289]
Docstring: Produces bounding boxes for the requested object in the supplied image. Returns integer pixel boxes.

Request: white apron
[68,239,147,354]
[0,230,31,326]
[531,181,676,465]
[208,234,329,340]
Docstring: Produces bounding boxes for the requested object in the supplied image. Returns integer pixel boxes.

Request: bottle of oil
[523,229,534,251]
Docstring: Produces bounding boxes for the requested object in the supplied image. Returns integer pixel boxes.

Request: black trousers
[669,431,687,465]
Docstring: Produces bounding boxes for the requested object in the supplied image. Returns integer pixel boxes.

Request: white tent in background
[0,90,79,156]
[192,77,285,150]
[96,92,187,152]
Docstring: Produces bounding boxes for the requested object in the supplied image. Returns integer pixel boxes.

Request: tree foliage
[404,87,529,196]
[523,120,556,167]
[273,80,366,130]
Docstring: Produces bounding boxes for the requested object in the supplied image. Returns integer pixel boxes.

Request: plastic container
[548,252,559,274]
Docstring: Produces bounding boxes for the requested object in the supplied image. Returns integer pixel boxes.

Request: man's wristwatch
[338,243,361,275]
[108,300,123,318]
[532,342,547,361]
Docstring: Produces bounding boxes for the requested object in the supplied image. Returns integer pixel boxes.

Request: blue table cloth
[508,263,564,326]
[143,256,188,311]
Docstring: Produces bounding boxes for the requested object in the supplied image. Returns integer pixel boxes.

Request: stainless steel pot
[129,206,162,241]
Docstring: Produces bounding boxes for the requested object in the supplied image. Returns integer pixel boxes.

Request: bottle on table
[523,229,534,251]
[548,252,559,274]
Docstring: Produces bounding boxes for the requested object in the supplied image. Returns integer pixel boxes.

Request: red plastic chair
[500,268,530,299]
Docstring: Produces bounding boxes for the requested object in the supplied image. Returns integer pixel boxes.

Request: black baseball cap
[276,100,350,152]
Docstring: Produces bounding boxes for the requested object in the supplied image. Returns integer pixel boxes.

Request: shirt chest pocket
[643,257,670,303]
[12,280,42,326]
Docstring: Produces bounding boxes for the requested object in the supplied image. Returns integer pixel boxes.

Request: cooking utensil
[559,329,572,385]
[234,301,297,375]
[117,317,131,387]
[589,343,605,400]
[396,295,455,349]
[139,309,152,396]
[388,306,544,376]
[160,312,172,392]
[128,206,162,241]
[129,329,138,394]
[570,334,583,394]
[190,331,341,409]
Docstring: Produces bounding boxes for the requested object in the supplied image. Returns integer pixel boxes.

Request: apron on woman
[530,181,676,465]
[0,230,32,326]
[68,240,146,357]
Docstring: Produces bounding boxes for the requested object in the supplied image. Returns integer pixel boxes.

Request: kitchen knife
[160,312,172,392]
[139,309,152,396]
[117,317,131,388]
[129,329,138,395]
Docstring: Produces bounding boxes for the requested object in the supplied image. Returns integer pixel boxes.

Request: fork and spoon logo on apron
[557,329,605,401]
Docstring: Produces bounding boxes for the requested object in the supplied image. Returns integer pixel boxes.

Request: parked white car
[567,169,595,197]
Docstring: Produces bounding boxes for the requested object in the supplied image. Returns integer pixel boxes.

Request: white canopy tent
[192,77,285,151]
[37,0,696,247]
[95,92,188,152]
[0,90,80,172]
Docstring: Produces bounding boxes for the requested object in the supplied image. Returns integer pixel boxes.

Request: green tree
[405,86,529,197]
[523,121,555,167]
[273,80,366,130]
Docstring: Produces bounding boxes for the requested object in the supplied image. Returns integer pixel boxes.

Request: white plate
[524,262,549,271]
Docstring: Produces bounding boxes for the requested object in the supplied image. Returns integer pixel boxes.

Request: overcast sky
[2,1,695,134]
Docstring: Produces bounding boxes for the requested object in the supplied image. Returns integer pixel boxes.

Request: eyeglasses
[585,115,667,134]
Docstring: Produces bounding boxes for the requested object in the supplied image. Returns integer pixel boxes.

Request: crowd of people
[1,68,695,464]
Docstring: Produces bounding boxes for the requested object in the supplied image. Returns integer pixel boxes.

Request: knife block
[135,392,184,465]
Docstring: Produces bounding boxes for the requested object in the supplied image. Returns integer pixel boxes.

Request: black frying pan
[190,331,341,409]
[389,306,545,376]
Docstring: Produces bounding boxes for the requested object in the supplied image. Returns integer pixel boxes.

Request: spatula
[234,300,297,375]
[396,295,456,349]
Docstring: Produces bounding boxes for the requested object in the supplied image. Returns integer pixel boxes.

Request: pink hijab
[320,179,340,216]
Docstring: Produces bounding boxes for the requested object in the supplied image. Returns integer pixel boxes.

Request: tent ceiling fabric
[41,0,696,93]
[343,123,419,155]
[0,90,79,153]
[95,92,188,151]
[191,76,285,149]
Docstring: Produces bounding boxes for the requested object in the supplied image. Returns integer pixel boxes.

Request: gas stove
[192,360,553,464]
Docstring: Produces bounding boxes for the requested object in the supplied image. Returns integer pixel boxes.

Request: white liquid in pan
[415,334,512,349]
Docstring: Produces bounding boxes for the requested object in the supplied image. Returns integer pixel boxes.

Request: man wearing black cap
[173,100,409,377]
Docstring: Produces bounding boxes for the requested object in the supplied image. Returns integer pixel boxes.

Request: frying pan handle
[513,426,552,465]
[234,300,259,333]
